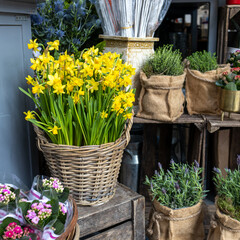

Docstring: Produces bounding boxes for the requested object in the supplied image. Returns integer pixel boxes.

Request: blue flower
[158,162,162,170]
[54,0,64,12]
[31,14,43,25]
[55,30,65,39]
[213,167,221,174]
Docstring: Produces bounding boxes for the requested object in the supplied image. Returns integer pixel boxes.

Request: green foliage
[213,159,240,221]
[216,68,240,91]
[228,50,240,67]
[31,0,100,56]
[142,45,184,77]
[187,50,218,73]
[145,160,206,209]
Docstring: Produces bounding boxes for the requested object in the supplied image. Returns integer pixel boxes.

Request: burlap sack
[185,65,230,115]
[147,200,204,240]
[207,206,240,240]
[137,71,186,122]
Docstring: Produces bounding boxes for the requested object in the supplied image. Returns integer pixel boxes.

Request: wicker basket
[34,118,133,206]
[57,197,79,240]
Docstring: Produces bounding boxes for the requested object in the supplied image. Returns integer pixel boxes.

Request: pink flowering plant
[0,217,36,240]
[33,176,69,203]
[19,199,67,235]
[0,184,20,211]
[228,50,240,68]
[216,67,240,91]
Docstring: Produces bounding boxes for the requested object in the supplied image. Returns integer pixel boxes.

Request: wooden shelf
[134,114,205,128]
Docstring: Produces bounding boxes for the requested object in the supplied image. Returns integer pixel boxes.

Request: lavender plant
[145,160,206,209]
[31,0,100,56]
[213,156,240,221]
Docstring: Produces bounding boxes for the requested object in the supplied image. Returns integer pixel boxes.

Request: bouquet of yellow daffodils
[20,40,135,146]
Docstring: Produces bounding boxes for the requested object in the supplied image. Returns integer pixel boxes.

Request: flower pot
[99,35,159,105]
[33,118,133,206]
[57,197,79,240]
[137,71,186,122]
[227,0,240,4]
[207,204,240,240]
[220,89,240,112]
[147,200,204,240]
[185,65,230,115]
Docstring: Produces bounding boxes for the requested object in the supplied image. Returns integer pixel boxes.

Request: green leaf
[58,188,69,203]
[53,219,65,235]
[225,82,238,91]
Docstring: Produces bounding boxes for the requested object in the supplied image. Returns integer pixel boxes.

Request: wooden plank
[213,129,230,177]
[206,115,240,133]
[229,128,240,170]
[158,125,172,170]
[133,114,204,124]
[139,124,158,197]
[187,125,203,165]
[81,221,133,240]
[77,184,139,237]
[132,197,145,240]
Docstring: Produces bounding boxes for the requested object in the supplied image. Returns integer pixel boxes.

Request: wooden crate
[77,183,145,240]
[217,5,240,64]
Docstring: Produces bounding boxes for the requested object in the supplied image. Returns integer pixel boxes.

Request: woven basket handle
[33,125,49,152]
[125,114,133,145]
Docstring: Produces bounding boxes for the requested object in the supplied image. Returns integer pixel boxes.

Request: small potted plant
[228,50,240,68]
[0,217,37,240]
[137,45,185,122]
[29,176,69,203]
[186,51,230,115]
[216,68,240,116]
[145,160,206,240]
[207,158,240,239]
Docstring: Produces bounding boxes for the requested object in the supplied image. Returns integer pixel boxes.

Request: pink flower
[9,222,17,227]
[13,226,23,234]
[32,216,40,225]
[5,230,14,238]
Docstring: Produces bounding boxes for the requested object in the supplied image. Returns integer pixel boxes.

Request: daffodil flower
[24,111,35,121]
[28,39,39,52]
[48,125,61,135]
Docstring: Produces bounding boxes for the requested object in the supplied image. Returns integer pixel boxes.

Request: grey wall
[0,3,37,187]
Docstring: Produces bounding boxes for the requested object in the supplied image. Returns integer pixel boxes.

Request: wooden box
[77,183,145,240]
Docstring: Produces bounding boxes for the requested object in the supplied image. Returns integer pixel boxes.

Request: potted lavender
[145,160,206,240]
[208,157,240,239]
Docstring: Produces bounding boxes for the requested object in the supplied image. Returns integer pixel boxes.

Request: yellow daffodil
[48,125,61,135]
[23,111,35,121]
[78,89,84,96]
[101,111,108,119]
[124,113,133,119]
[26,75,34,85]
[47,40,60,51]
[32,84,45,96]
[28,39,39,52]
[47,73,61,86]
[53,83,65,95]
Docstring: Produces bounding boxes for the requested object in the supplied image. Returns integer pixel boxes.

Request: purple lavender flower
[170,159,175,165]
[158,162,162,170]
[185,168,189,174]
[194,166,198,172]
[162,188,167,195]
[150,181,153,191]
[237,155,240,166]
[213,167,221,174]
[175,182,180,191]
[194,160,200,168]
[155,170,158,175]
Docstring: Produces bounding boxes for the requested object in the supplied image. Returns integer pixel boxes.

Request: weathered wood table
[77,183,145,240]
